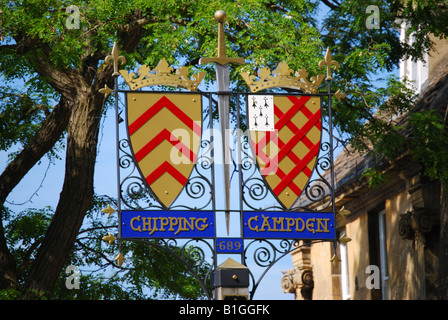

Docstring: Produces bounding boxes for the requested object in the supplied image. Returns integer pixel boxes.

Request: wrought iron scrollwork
[245,239,296,268]
[171,139,214,211]
[239,133,283,211]
[146,238,215,299]
[118,133,215,211]
[243,239,324,299]
[295,138,334,211]
[112,90,337,300]
[239,102,335,212]
[118,138,163,210]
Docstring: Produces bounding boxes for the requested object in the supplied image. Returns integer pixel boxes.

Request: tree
[0,0,323,299]
[1,0,448,299]
[2,196,209,299]
[320,0,448,299]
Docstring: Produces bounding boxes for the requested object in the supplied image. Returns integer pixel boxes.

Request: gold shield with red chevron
[249,95,321,209]
[126,93,202,208]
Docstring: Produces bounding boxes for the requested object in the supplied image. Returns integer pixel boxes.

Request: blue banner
[216,238,244,253]
[121,210,215,239]
[243,211,335,240]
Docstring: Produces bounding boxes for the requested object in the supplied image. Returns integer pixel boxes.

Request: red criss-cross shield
[126,93,202,208]
[248,95,322,209]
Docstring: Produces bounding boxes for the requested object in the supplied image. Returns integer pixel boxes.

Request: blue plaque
[121,210,215,239]
[216,238,244,253]
[243,211,335,240]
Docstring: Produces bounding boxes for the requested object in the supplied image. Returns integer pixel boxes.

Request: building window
[378,210,389,300]
[340,231,351,300]
[368,208,389,300]
[399,22,429,94]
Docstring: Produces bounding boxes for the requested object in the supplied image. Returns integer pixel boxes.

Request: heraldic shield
[126,93,202,208]
[249,95,322,209]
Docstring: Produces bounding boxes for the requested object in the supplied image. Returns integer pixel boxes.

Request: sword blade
[216,63,231,235]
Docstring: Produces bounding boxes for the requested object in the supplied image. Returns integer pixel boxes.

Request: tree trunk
[0,222,18,291]
[438,180,448,299]
[0,98,71,291]
[22,86,105,298]
[437,100,448,299]
[0,98,70,204]
[2,25,137,298]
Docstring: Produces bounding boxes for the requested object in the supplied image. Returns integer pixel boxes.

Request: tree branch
[321,0,340,10]
[0,98,70,206]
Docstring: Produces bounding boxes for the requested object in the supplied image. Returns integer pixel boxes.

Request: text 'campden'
[247,214,330,234]
[243,212,335,240]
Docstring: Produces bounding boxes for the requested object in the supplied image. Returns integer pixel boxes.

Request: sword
[199,10,245,235]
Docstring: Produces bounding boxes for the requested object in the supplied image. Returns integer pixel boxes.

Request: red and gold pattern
[126,93,202,208]
[250,96,321,209]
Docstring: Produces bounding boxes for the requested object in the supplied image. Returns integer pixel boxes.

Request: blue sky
[0,100,297,300]
[0,2,401,300]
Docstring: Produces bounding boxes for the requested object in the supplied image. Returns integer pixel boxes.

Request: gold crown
[240,61,324,94]
[240,48,340,94]
[120,59,206,91]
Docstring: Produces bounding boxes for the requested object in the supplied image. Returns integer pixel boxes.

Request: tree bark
[2,14,142,298]
[438,182,448,299]
[0,99,70,204]
[22,84,106,298]
[437,98,448,299]
[0,98,71,291]
[0,222,18,291]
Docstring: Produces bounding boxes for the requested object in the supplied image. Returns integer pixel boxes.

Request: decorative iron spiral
[253,246,274,267]
[184,177,207,200]
[118,139,133,170]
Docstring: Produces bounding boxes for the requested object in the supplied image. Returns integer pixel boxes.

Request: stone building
[282,34,448,300]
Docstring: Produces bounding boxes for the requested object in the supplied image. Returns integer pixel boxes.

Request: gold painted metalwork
[334,89,347,101]
[99,84,113,98]
[240,47,347,98]
[241,61,325,94]
[105,42,126,76]
[338,234,352,245]
[330,253,341,267]
[101,204,116,217]
[318,47,339,81]
[249,96,322,209]
[199,10,245,67]
[119,59,205,91]
[126,93,202,208]
[102,232,117,245]
[338,206,351,217]
[115,252,125,267]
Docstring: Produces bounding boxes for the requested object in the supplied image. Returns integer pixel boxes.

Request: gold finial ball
[214,10,227,23]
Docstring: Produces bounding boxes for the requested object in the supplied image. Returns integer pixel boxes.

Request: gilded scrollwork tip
[334,89,347,101]
[318,47,339,81]
[114,252,126,267]
[99,84,113,98]
[105,42,126,77]
[102,232,117,245]
[101,204,116,217]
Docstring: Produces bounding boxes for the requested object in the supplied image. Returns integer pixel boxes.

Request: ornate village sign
[99,10,348,300]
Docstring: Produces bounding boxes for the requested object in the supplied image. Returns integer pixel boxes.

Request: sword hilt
[199,10,245,67]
